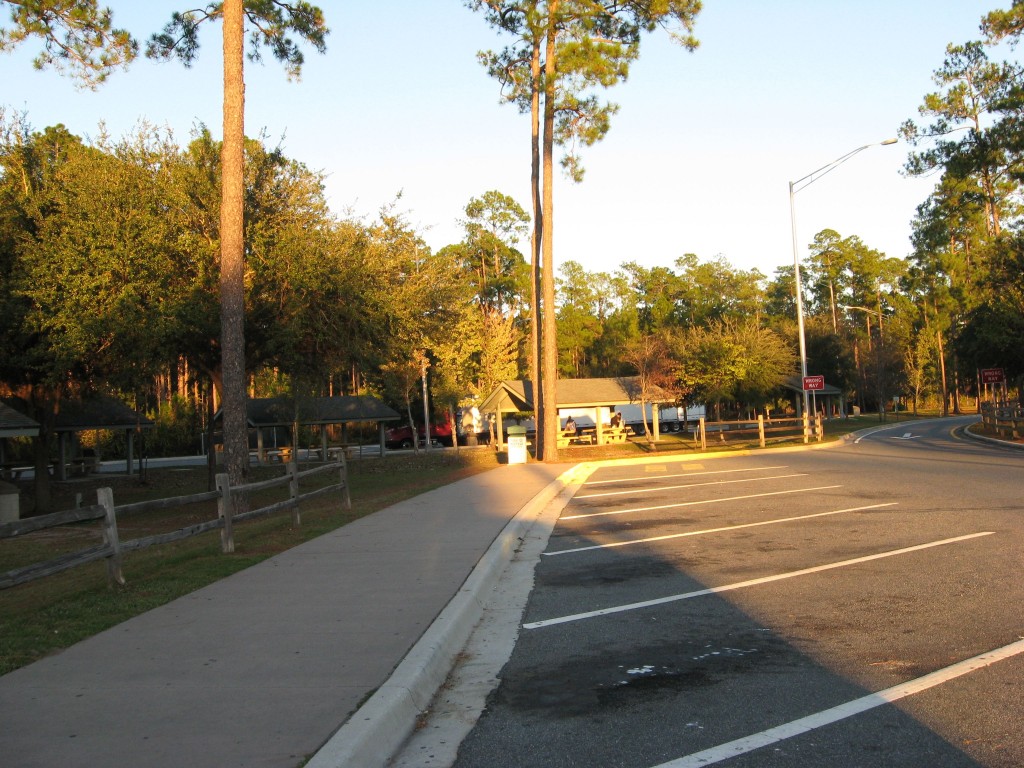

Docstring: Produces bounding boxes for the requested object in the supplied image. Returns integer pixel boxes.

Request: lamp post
[841,304,887,421]
[788,138,897,419]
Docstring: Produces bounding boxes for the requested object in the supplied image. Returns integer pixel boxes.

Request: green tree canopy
[0,0,137,87]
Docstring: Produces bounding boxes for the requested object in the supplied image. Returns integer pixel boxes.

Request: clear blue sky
[0,1,1009,279]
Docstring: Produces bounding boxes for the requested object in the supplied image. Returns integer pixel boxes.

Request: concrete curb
[305,427,907,767]
[963,421,1024,450]
[309,437,860,766]
[305,464,589,768]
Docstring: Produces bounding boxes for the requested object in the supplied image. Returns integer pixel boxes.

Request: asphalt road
[448,416,1024,768]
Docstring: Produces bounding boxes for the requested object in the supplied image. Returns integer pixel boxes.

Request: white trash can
[0,481,19,523]
[506,426,528,465]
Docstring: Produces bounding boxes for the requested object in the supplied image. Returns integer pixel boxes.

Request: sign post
[980,368,1006,404]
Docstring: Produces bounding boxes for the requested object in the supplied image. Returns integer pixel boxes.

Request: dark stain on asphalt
[489,632,795,720]
[536,557,682,586]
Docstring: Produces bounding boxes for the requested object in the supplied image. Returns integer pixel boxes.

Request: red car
[384,422,454,449]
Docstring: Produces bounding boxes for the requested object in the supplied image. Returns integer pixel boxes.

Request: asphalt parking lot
[447,424,1024,768]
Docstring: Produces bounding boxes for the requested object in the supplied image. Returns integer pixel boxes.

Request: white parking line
[543,503,897,557]
[585,466,788,487]
[523,532,993,629]
[561,485,842,521]
[576,473,807,500]
[652,637,1024,767]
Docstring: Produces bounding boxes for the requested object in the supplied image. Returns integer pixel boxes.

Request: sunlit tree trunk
[530,33,543,455]
[539,0,559,462]
[219,0,248,484]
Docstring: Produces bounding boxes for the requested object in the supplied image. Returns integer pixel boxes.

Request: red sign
[981,368,1005,384]
[802,375,825,391]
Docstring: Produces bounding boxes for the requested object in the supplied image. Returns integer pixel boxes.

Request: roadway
[412,416,1024,767]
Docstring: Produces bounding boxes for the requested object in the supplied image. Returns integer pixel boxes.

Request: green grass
[0,449,500,675]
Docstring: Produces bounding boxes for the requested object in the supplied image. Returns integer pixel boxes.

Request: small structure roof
[781,376,844,396]
[479,378,675,414]
[0,402,40,438]
[236,396,401,427]
[54,396,154,433]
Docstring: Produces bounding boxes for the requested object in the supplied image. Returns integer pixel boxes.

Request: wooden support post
[815,413,824,441]
[96,487,125,586]
[698,417,707,452]
[757,414,765,448]
[802,411,810,444]
[288,461,301,526]
[339,454,352,510]
[217,472,234,554]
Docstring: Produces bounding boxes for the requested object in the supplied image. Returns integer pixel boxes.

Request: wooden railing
[0,459,351,590]
[980,401,1024,439]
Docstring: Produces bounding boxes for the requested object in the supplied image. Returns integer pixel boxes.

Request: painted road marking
[853,423,912,443]
[543,503,897,557]
[652,637,1024,768]
[576,473,807,500]
[523,532,993,629]
[586,466,786,487]
[561,485,842,521]
[892,432,919,440]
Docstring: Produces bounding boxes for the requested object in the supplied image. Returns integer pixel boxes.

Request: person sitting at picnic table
[564,416,577,433]
[610,411,622,428]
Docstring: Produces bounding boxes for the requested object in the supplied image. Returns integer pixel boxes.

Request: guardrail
[0,460,351,590]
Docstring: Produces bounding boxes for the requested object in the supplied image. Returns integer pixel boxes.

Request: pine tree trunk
[220,0,248,485]
[539,2,559,462]
[529,33,543,456]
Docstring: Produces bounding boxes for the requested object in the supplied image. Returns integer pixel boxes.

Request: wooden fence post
[802,411,810,444]
[757,414,765,448]
[815,413,824,441]
[288,461,301,526]
[339,454,352,510]
[216,473,234,554]
[96,487,125,586]
[698,417,707,452]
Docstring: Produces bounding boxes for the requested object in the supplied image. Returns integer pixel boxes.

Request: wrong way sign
[802,375,825,391]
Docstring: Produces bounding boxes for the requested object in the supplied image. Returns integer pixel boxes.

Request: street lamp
[788,138,897,419]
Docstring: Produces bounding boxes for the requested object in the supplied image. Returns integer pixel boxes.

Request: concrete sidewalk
[0,461,569,768]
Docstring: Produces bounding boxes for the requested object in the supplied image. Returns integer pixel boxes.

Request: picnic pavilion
[1,402,40,478]
[478,377,676,449]
[222,395,402,463]
[782,376,847,418]
[54,396,154,479]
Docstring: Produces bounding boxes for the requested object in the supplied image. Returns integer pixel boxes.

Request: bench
[70,455,99,476]
[601,428,629,444]
[0,464,32,481]
[266,448,293,463]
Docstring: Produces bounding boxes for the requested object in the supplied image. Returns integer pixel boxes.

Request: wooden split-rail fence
[692,413,824,451]
[980,401,1024,439]
[0,460,351,590]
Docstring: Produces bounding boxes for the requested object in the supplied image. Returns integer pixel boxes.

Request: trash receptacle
[0,481,19,524]
[506,426,528,465]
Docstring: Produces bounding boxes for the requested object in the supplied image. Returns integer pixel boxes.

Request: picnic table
[557,430,595,448]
